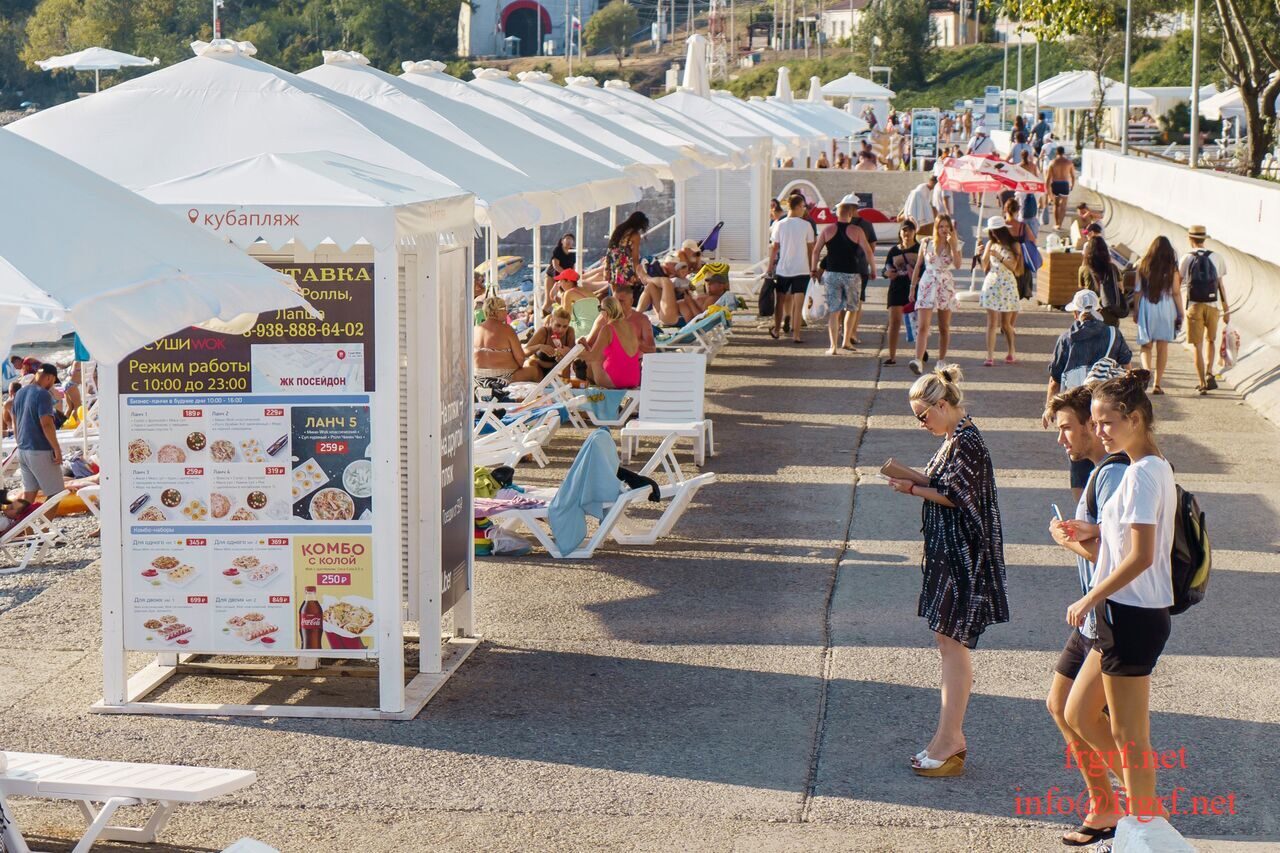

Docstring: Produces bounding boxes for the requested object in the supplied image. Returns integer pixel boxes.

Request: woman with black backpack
[1059,371,1177,835]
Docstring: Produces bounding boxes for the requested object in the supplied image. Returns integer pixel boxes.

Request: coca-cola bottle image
[299,586,324,649]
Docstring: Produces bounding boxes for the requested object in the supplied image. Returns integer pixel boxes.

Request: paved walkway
[2,265,1279,851]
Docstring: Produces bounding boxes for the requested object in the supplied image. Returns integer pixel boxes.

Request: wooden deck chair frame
[0,489,71,575]
[489,434,716,558]
[621,352,715,466]
[0,751,256,853]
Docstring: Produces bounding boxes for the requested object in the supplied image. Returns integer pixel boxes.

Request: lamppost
[1189,0,1202,168]
[1121,0,1133,154]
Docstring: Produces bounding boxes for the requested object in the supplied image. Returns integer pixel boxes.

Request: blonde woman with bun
[474,296,538,382]
[885,366,1010,778]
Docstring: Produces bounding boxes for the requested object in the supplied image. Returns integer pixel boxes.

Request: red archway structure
[501,0,553,37]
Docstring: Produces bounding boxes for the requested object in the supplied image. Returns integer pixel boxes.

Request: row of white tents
[4,34,873,361]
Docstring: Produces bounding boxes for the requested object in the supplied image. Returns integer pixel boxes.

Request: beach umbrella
[36,46,158,92]
[0,128,309,363]
[936,155,1045,193]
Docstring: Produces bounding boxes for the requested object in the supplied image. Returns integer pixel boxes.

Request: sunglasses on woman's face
[913,403,935,423]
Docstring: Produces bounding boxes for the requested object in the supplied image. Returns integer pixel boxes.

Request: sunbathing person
[474,296,539,383]
[609,284,657,354]
[688,263,737,313]
[0,490,34,534]
[554,268,598,313]
[678,239,704,274]
[636,257,699,326]
[583,296,643,389]
[522,307,577,379]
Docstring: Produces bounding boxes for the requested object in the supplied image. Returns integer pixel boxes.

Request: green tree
[584,0,638,69]
[851,0,934,90]
[1209,0,1280,176]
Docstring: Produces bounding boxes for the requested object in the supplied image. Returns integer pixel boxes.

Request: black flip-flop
[883,359,897,365]
[1061,824,1116,846]
[768,328,780,340]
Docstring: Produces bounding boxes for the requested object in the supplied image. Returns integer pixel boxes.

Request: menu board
[119,262,380,657]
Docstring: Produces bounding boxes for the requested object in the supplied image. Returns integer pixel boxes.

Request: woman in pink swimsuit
[585,297,642,389]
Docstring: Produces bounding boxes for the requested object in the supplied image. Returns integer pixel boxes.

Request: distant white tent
[1033,71,1156,110]
[36,46,158,92]
[1200,81,1277,123]
[821,72,894,100]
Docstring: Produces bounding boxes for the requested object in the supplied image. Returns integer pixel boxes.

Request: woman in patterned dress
[886,366,1010,778]
[980,216,1023,366]
[599,211,652,302]
[908,214,962,375]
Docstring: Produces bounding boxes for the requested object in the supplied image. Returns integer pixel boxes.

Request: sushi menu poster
[115,260,378,657]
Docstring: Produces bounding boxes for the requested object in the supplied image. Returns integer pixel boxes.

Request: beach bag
[757,276,777,317]
[803,277,830,324]
[1096,267,1129,320]
[1062,326,1124,390]
[1219,323,1241,368]
[1169,484,1211,614]
[1186,249,1219,303]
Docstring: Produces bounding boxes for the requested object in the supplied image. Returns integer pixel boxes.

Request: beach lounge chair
[0,750,256,853]
[620,353,714,466]
[654,311,730,360]
[474,405,562,469]
[728,258,768,301]
[489,431,715,559]
[503,343,588,428]
[0,490,71,574]
[698,221,724,253]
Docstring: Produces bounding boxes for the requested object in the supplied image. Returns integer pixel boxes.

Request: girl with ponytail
[1058,369,1177,833]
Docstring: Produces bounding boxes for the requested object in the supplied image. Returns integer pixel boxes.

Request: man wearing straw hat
[1178,224,1230,395]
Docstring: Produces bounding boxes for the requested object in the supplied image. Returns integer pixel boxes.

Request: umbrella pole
[95,69,100,93]
[970,193,985,291]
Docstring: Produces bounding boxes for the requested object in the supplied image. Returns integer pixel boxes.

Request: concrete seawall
[1081,150,1280,424]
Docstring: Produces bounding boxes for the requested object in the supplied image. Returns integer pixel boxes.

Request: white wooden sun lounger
[0,750,256,853]
[489,433,716,558]
[621,353,714,466]
[0,490,71,575]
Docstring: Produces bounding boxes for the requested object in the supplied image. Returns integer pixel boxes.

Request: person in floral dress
[909,214,962,375]
[979,216,1023,366]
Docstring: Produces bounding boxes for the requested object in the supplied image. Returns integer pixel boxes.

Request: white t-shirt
[903,183,934,226]
[1094,455,1177,609]
[771,216,815,278]
[931,183,950,216]
[968,134,995,155]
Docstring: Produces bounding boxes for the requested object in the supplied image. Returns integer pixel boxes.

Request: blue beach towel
[547,429,622,553]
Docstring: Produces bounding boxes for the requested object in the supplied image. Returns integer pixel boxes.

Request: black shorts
[1070,457,1095,490]
[1051,180,1071,198]
[1054,629,1095,679]
[775,274,809,295]
[1093,599,1171,677]
[887,277,911,307]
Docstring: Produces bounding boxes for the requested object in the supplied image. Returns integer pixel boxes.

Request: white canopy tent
[709,90,815,158]
[110,149,479,719]
[36,46,158,92]
[659,36,773,264]
[0,128,306,363]
[1142,85,1218,118]
[562,77,749,166]
[821,72,895,100]
[1200,83,1279,122]
[1033,72,1156,110]
[300,51,639,225]
[470,68,702,184]
[11,40,542,237]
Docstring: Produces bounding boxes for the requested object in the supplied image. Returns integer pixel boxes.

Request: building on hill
[459,0,605,58]
[819,0,870,47]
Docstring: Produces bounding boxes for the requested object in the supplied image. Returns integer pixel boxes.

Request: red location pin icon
[187,209,199,223]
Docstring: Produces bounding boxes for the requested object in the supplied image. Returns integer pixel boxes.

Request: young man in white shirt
[1177,224,1230,394]
[768,194,815,343]
[902,176,937,237]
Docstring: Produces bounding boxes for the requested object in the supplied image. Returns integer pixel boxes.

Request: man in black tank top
[811,201,872,355]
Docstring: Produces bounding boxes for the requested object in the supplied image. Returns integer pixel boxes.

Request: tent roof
[1028,71,1156,109]
[568,77,752,164]
[0,128,307,362]
[9,40,554,234]
[139,151,472,251]
[707,90,815,153]
[37,46,158,71]
[658,89,777,151]
[302,53,639,221]
[397,60,660,199]
[820,72,894,100]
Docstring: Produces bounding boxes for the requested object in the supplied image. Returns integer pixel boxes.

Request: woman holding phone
[1058,370,1176,829]
[886,366,1010,777]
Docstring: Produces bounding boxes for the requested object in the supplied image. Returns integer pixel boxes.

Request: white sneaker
[909,359,923,375]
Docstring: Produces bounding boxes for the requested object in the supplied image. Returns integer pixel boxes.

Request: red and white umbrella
[936,155,1045,194]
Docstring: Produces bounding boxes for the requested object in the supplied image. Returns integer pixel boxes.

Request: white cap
[986,215,1007,231]
[838,194,860,207]
[1065,289,1103,322]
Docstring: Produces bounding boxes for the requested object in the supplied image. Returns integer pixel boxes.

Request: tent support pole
[486,227,499,291]
[532,226,544,329]
[94,69,100,93]
[575,212,586,273]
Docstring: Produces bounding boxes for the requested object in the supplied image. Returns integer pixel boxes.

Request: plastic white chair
[620,352,714,466]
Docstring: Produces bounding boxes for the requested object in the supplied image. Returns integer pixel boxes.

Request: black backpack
[1088,457,1211,615]
[1186,249,1219,303]
[1095,266,1128,319]
[1169,485,1211,614]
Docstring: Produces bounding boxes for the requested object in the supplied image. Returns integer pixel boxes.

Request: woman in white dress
[979,216,1023,366]
[909,214,963,375]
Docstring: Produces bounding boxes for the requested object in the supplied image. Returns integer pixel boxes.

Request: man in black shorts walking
[1047,147,1076,231]
[768,194,815,343]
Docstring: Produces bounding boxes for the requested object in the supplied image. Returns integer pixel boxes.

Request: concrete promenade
[2,286,1278,851]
